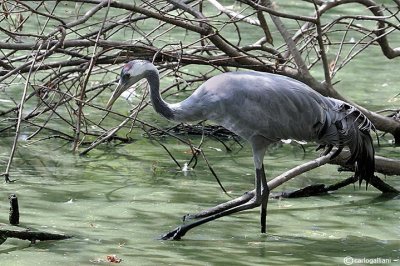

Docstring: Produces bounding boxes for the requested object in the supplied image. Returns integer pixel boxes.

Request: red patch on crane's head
[123,61,134,72]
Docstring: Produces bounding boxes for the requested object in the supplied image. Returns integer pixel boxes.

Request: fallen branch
[185,150,398,220]
[272,174,399,198]
[330,150,400,176]
[0,225,72,244]
[268,150,398,194]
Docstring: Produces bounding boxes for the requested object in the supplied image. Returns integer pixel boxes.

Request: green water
[1,1,399,266]
[0,139,399,265]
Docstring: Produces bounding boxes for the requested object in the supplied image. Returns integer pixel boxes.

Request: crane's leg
[160,136,270,240]
[259,164,269,233]
[182,164,270,233]
[251,137,269,234]
[183,138,270,223]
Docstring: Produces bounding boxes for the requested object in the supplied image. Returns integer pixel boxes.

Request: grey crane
[106,60,375,240]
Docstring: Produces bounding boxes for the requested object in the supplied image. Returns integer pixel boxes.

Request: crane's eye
[121,73,131,82]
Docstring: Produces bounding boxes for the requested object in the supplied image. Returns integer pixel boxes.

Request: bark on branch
[0,225,71,243]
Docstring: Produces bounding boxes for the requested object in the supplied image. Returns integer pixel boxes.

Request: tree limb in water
[185,151,398,221]
[0,225,72,244]
[330,150,400,176]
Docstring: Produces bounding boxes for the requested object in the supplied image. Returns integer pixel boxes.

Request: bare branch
[0,0,399,180]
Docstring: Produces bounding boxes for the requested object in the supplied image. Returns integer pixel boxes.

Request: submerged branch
[187,150,398,220]
[0,226,72,243]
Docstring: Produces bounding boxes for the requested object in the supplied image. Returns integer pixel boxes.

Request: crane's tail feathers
[336,105,375,187]
[319,102,375,187]
[346,129,375,187]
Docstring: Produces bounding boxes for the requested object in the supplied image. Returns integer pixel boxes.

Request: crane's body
[172,71,350,143]
[107,60,375,240]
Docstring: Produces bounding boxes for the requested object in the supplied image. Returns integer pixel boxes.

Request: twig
[79,111,136,156]
[312,1,332,88]
[208,0,260,26]
[1,42,43,182]
[262,0,312,79]
[72,0,111,152]
[199,149,231,197]
[142,125,182,169]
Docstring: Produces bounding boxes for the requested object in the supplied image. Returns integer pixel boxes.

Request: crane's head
[106,60,152,109]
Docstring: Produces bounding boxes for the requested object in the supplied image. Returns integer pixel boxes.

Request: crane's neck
[145,68,175,120]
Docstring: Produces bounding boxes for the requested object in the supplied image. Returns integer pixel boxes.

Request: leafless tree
[0,0,399,188]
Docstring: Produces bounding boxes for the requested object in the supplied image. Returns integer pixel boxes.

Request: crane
[106,60,375,240]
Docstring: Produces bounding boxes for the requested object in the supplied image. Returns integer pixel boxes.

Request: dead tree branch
[0,0,398,183]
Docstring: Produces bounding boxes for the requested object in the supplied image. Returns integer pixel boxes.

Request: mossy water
[0,132,399,265]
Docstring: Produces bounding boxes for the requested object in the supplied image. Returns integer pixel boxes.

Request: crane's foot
[159,226,186,240]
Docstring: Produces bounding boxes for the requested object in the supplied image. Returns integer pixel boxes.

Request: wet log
[0,224,72,244]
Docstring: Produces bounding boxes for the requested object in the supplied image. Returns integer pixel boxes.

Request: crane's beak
[106,81,127,110]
